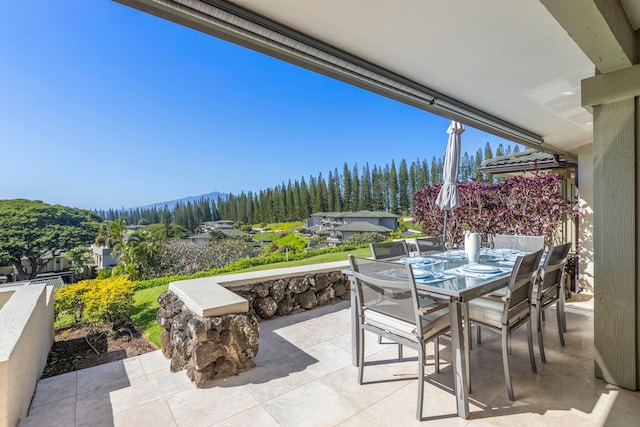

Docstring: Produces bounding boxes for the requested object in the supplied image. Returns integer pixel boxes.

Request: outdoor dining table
[343,249,517,419]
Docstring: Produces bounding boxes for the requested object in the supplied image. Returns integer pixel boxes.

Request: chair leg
[398,344,403,361]
[357,327,365,384]
[378,336,382,344]
[434,337,440,373]
[417,344,425,421]
[527,317,537,374]
[537,304,547,364]
[501,327,515,401]
[557,301,565,346]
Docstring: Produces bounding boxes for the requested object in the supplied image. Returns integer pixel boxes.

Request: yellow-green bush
[55,276,135,327]
[55,281,90,323]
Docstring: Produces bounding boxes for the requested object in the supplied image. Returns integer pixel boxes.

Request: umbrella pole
[443,210,448,248]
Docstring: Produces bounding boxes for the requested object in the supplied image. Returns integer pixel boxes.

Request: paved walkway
[20,297,640,426]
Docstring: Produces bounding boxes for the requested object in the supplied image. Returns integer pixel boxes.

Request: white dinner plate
[394,268,433,279]
[399,256,430,264]
[463,264,501,274]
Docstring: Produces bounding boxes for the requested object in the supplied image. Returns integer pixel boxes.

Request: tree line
[98,142,519,231]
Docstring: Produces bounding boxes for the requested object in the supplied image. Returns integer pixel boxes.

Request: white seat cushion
[468,298,529,329]
[364,307,449,342]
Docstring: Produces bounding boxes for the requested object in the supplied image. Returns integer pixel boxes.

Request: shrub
[96,268,113,279]
[83,277,135,327]
[154,238,260,276]
[55,276,135,328]
[413,171,579,247]
[55,281,90,323]
[343,232,387,246]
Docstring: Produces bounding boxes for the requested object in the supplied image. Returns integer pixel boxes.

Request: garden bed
[41,324,157,378]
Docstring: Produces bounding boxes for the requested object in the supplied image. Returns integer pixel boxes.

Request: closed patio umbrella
[435,120,464,245]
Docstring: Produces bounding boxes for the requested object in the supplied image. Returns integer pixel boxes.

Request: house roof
[220,229,246,237]
[480,149,576,174]
[343,210,398,219]
[187,233,211,240]
[331,222,392,233]
[310,212,343,218]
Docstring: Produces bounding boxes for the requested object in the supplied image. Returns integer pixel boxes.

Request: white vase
[465,232,481,263]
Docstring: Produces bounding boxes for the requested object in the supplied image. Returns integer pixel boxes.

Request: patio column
[582,63,640,390]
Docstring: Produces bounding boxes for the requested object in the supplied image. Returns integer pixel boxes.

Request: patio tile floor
[20,296,640,426]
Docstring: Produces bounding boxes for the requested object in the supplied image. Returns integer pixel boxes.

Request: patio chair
[370,240,410,350]
[468,249,543,401]
[349,255,450,421]
[370,240,409,260]
[493,234,545,253]
[480,233,545,301]
[533,242,572,364]
[415,236,445,254]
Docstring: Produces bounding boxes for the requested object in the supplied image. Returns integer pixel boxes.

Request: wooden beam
[582,62,640,108]
[541,0,636,73]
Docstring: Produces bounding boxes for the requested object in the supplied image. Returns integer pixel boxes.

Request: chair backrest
[539,242,572,299]
[416,236,445,254]
[370,240,409,260]
[493,234,545,253]
[503,249,544,323]
[348,255,422,331]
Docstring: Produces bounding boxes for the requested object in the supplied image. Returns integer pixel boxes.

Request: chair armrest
[420,302,449,314]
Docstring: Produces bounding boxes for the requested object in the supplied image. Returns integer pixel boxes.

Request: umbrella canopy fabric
[436,121,465,210]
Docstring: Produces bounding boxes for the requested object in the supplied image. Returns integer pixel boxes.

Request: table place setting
[397,256,435,266]
[446,263,511,279]
[439,250,466,259]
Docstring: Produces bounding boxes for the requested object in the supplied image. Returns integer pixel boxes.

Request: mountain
[137,191,228,210]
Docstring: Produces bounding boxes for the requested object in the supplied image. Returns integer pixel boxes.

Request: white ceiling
[226,0,597,154]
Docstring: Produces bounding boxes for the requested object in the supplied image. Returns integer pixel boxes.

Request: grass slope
[131,246,371,347]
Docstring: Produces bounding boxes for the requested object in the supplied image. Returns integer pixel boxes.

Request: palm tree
[95,217,126,248]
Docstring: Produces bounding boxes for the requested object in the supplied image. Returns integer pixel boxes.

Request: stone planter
[157,291,259,387]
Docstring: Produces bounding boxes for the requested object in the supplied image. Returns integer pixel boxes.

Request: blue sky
[0,1,515,211]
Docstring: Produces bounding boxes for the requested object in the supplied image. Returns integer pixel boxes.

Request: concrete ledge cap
[169,278,249,317]
[0,284,47,361]
[168,260,351,317]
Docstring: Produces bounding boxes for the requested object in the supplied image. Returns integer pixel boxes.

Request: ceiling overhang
[114,0,639,158]
[115,0,545,148]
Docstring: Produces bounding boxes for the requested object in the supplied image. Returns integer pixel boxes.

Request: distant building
[306,210,399,244]
[91,245,119,269]
[0,251,76,283]
[201,220,234,232]
[186,233,212,245]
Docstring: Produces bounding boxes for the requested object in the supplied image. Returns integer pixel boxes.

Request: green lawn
[131,284,169,347]
[130,246,371,347]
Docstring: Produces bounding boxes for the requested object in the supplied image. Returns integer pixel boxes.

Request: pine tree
[460,152,471,181]
[371,165,384,210]
[484,142,494,182]
[360,163,372,210]
[342,163,352,212]
[430,156,439,184]
[327,171,336,212]
[475,149,484,181]
[409,161,417,202]
[398,159,409,213]
[351,164,360,211]
[389,160,399,213]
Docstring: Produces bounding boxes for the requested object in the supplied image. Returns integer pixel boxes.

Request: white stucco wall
[0,284,55,427]
[578,144,594,291]
[0,291,13,311]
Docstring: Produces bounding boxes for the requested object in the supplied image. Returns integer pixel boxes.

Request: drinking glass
[431,260,446,276]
